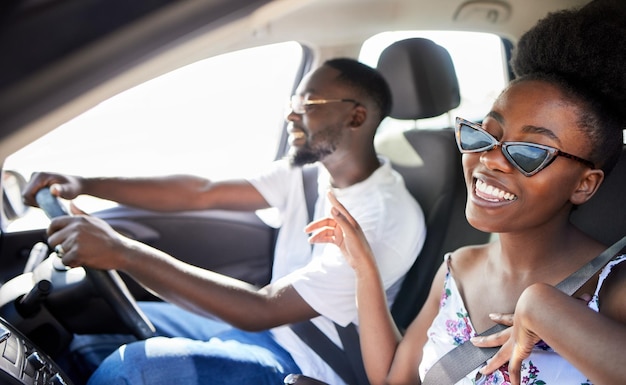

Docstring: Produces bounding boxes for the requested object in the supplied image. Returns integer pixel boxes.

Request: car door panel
[0,206,275,301]
[96,206,275,295]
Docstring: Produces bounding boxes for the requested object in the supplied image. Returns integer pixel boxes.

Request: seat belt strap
[336,322,369,385]
[423,234,626,385]
[289,165,370,385]
[290,321,362,385]
[302,164,318,225]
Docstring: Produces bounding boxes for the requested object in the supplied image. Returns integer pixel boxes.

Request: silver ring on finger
[54,244,65,258]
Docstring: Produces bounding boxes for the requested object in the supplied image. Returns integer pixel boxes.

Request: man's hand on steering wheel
[46,209,131,271]
[22,171,84,208]
[35,187,155,340]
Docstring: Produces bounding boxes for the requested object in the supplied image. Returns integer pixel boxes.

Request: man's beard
[288,144,331,166]
[288,125,339,167]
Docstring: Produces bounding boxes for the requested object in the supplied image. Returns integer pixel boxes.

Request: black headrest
[376,38,460,120]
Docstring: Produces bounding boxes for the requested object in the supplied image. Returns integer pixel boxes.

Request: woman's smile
[474,178,517,202]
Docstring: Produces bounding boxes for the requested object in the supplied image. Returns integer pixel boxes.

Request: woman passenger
[306,1,626,384]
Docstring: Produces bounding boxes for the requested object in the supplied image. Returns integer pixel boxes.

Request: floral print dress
[418,253,626,385]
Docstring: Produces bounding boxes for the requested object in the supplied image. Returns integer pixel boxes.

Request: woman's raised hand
[305,190,376,271]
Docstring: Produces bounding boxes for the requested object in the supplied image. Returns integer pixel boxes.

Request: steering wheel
[35,187,155,340]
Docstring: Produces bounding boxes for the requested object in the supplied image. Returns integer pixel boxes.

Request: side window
[6,41,305,181]
[4,41,305,230]
[359,31,508,135]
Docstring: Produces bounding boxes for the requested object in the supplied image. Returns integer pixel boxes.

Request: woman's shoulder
[446,242,493,274]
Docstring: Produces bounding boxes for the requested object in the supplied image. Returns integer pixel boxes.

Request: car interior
[0,0,624,384]
[373,37,491,330]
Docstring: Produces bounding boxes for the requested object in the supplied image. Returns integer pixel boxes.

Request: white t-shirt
[248,156,426,385]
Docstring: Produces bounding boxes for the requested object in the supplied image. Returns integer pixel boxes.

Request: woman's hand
[471,288,594,385]
[305,190,376,271]
[470,312,514,348]
[472,313,539,385]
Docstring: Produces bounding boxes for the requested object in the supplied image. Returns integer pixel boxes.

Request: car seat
[570,143,626,246]
[375,38,491,331]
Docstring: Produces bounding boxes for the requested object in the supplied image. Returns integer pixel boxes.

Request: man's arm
[46,213,320,329]
[23,172,270,212]
[123,242,319,329]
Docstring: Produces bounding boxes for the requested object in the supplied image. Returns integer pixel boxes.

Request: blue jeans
[60,302,301,385]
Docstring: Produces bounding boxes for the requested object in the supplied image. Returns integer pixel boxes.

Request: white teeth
[291,132,305,139]
[475,179,517,201]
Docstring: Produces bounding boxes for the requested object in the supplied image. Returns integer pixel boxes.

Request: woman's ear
[571,168,604,205]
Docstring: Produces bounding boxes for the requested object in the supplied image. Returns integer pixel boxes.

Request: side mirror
[2,170,29,221]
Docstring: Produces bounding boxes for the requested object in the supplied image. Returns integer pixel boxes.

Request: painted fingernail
[489,313,500,320]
